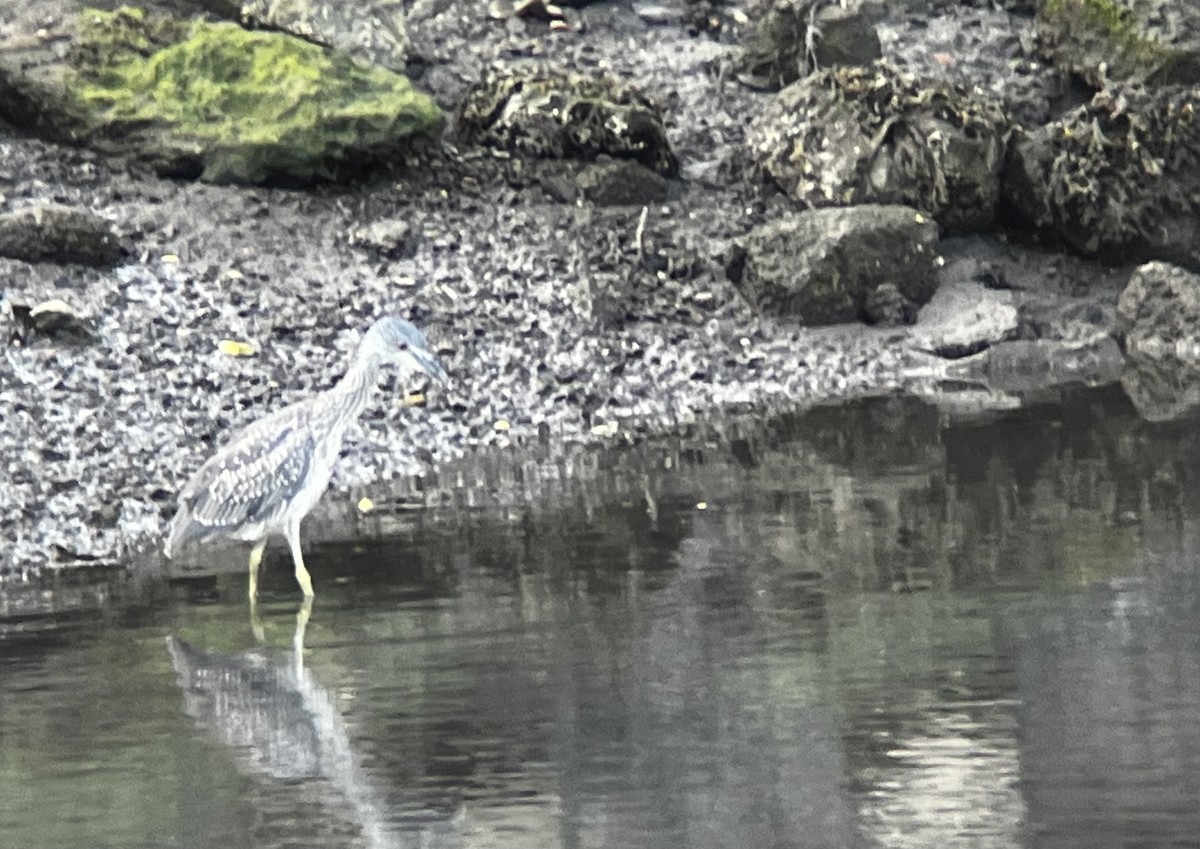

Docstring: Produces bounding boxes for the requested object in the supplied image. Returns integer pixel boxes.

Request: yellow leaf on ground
[217,339,257,357]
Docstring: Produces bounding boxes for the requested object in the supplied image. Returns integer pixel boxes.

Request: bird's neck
[326,356,380,421]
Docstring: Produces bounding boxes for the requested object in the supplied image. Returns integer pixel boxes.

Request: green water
[5,389,1200,848]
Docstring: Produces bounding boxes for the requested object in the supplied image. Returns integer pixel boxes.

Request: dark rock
[536,167,582,203]
[746,63,1010,232]
[1003,86,1200,270]
[577,158,671,206]
[459,66,679,177]
[9,298,97,343]
[739,0,884,91]
[864,282,911,326]
[727,204,939,325]
[513,0,567,21]
[193,0,245,15]
[1036,0,1200,89]
[0,203,122,266]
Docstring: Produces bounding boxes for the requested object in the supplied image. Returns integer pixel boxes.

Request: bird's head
[360,315,448,384]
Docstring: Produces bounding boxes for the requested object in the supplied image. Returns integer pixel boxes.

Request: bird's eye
[398,342,409,351]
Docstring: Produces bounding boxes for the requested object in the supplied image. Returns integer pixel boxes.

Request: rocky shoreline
[0,0,1196,578]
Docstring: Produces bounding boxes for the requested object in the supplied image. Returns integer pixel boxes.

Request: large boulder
[726,204,939,326]
[746,63,1010,232]
[1116,260,1200,352]
[738,0,883,91]
[1116,261,1200,421]
[459,66,678,177]
[1003,85,1200,269]
[0,7,441,184]
[1037,0,1200,89]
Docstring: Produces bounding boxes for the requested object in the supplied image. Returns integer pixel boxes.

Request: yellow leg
[248,539,267,602]
[250,601,266,644]
[287,522,315,599]
[293,597,313,660]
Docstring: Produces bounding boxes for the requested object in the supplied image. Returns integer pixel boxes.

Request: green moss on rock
[1037,0,1200,86]
[68,7,442,183]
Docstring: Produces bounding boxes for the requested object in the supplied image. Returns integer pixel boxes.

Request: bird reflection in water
[166,606,455,848]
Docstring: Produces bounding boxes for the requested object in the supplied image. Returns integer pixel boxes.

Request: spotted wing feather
[166,403,316,555]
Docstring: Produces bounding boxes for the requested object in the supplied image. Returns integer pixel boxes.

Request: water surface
[5,388,1200,848]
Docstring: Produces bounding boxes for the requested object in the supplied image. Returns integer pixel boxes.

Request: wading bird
[164,315,447,601]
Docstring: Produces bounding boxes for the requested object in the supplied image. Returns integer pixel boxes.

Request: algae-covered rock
[64,7,441,183]
[745,63,1010,232]
[726,204,939,326]
[1037,0,1200,88]
[459,66,678,177]
[1003,85,1200,269]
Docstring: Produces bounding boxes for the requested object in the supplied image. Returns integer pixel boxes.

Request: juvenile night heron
[164,315,447,600]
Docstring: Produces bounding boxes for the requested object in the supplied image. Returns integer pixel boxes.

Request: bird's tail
[164,512,205,559]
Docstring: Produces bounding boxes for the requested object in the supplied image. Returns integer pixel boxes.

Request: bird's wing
[169,403,316,545]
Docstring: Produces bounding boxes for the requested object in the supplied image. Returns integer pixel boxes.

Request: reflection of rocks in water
[672,388,1183,591]
[166,636,456,848]
[1117,260,1200,421]
[367,385,1200,596]
[1120,352,1200,422]
[784,395,944,474]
